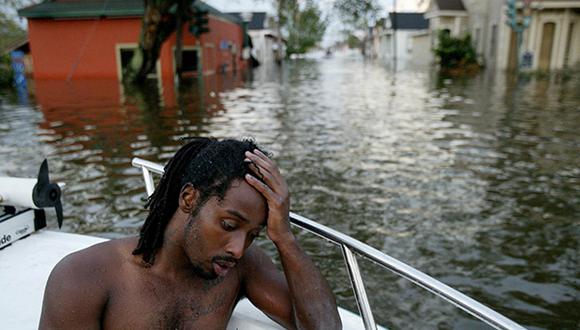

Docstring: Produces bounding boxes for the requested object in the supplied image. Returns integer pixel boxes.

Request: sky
[205,0,424,15]
[205,0,426,46]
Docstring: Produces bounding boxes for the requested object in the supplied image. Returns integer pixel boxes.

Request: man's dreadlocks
[132,137,268,265]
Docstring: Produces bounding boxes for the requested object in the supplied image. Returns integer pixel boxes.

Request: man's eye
[221,220,237,231]
[249,231,260,240]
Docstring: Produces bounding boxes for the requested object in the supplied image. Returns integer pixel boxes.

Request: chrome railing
[131,157,526,330]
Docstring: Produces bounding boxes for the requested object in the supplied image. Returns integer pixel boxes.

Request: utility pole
[392,0,397,71]
[505,0,533,71]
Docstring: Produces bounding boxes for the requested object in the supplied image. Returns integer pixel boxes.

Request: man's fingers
[245,173,276,200]
[245,150,281,177]
[245,160,279,189]
[245,152,282,188]
[245,151,272,174]
[253,149,273,165]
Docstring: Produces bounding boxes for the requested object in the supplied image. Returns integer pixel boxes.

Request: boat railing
[131,157,526,330]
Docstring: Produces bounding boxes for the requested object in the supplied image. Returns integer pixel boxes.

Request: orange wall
[161,16,246,77]
[28,16,245,80]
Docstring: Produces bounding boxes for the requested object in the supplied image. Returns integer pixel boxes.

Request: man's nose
[225,234,248,259]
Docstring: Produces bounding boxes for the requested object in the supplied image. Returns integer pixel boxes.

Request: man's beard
[190,255,238,280]
[190,261,219,280]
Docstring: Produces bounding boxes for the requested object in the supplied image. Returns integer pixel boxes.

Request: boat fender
[0,160,63,228]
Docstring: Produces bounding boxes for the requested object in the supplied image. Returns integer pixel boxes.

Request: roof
[435,0,466,11]
[388,13,428,30]
[227,12,267,30]
[18,0,241,25]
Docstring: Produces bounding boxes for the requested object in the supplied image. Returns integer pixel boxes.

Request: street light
[240,11,253,66]
[505,0,533,71]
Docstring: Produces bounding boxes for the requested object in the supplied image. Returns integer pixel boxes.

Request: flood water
[1,57,579,329]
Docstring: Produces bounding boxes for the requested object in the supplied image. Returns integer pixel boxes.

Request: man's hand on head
[242,149,342,329]
[244,149,294,245]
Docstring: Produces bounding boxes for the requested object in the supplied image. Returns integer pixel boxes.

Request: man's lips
[212,258,237,277]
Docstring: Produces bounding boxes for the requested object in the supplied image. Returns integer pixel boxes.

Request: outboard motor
[0,160,63,249]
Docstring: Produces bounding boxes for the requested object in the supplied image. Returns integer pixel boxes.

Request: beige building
[425,0,469,48]
[426,0,580,71]
[506,0,580,70]
[371,13,431,68]
[228,12,285,66]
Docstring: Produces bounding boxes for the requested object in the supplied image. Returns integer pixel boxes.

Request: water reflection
[0,58,578,329]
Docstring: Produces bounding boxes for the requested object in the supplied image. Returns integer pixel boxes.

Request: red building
[18,0,246,80]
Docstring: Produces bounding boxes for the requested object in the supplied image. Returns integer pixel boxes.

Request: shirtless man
[39,138,341,329]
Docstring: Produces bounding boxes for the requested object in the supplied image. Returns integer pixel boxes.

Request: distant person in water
[39,137,341,329]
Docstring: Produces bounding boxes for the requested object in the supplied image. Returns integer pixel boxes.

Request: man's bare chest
[103,273,241,329]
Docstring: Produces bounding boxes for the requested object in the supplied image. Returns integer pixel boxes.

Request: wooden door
[539,22,555,70]
[508,30,518,70]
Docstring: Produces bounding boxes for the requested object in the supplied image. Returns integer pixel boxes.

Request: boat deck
[0,228,368,329]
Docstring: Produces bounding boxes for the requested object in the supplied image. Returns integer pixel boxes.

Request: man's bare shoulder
[52,236,137,279]
[39,237,139,328]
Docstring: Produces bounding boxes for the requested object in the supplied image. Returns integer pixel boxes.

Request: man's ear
[179,184,199,213]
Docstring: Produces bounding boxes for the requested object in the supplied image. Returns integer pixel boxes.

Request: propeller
[32,159,63,228]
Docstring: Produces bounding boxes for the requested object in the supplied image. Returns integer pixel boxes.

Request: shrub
[434,30,478,69]
[0,53,14,87]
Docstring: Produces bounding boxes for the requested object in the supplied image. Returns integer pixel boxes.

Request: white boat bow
[0,216,371,329]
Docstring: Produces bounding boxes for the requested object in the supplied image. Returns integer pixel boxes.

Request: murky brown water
[1,57,579,329]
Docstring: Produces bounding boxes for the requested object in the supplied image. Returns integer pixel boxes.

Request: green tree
[344,33,362,49]
[333,0,380,30]
[0,11,27,86]
[124,0,195,83]
[0,11,26,52]
[284,0,327,55]
[333,0,380,55]
[334,0,381,55]
[0,53,14,86]
[272,0,327,56]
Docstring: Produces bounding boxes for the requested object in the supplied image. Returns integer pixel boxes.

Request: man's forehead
[222,180,266,204]
[217,182,267,224]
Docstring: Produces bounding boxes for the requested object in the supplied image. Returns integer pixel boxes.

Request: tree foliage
[0,11,26,86]
[434,30,478,68]
[0,53,14,86]
[333,0,380,55]
[125,0,194,83]
[0,0,37,86]
[283,0,327,55]
[333,0,380,31]
[345,33,362,49]
[0,11,26,52]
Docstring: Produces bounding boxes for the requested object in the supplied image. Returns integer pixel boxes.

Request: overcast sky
[205,0,425,46]
[205,0,424,15]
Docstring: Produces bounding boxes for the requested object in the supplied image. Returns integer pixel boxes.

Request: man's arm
[243,149,342,330]
[39,248,109,329]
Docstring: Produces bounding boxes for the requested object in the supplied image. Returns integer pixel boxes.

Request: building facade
[426,0,580,71]
[228,12,285,66]
[373,13,431,68]
[18,0,246,80]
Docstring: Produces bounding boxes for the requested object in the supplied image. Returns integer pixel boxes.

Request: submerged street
[1,56,579,329]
